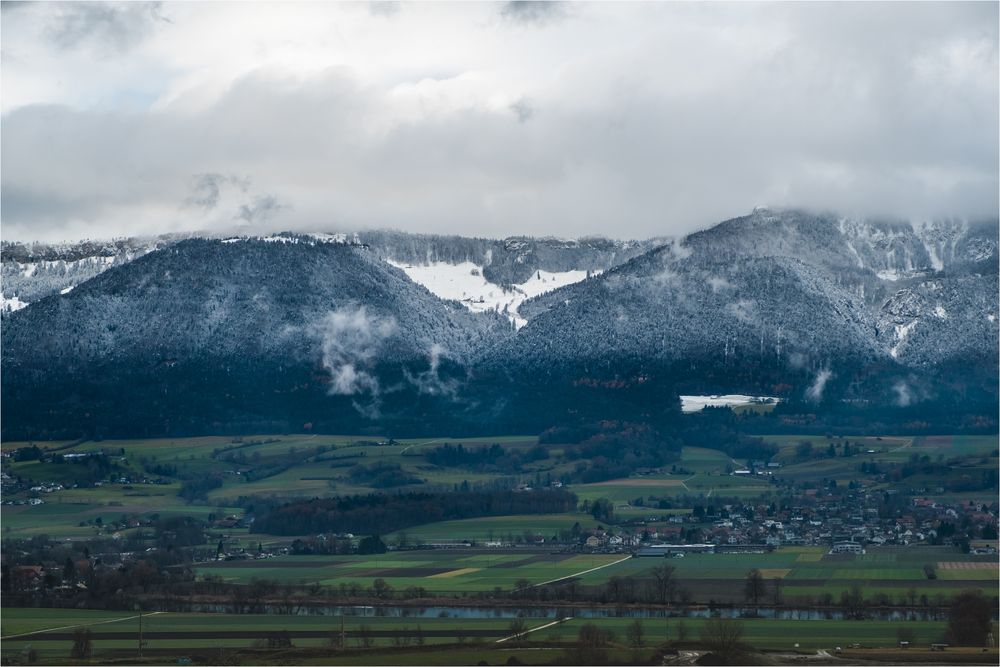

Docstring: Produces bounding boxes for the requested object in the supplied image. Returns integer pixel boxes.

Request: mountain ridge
[2,208,996,439]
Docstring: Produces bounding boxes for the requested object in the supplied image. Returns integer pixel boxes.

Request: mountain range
[2,208,997,440]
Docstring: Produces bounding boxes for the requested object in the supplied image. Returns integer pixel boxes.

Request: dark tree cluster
[251,489,577,536]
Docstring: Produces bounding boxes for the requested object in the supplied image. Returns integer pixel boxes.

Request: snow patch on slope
[2,295,28,312]
[388,260,597,329]
[890,321,917,359]
[680,394,781,413]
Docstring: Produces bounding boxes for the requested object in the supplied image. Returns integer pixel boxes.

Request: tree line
[250,489,578,536]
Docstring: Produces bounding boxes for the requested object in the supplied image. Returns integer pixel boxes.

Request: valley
[2,210,997,665]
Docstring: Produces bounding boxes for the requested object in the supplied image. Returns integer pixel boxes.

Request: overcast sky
[2,1,997,242]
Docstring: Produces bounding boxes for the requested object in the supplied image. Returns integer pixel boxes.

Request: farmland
[182,543,1000,607]
[195,551,627,593]
[571,546,997,603]
[2,431,997,665]
[3,606,995,666]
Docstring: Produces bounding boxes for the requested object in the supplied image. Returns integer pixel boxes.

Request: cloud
[893,380,913,407]
[404,343,461,397]
[726,299,757,323]
[1,2,996,242]
[45,1,170,54]
[509,98,535,123]
[500,1,568,25]
[184,173,249,211]
[367,1,401,18]
[806,368,832,401]
[236,194,289,226]
[311,306,398,416]
[707,276,732,293]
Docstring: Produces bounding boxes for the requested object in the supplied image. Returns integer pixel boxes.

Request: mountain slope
[476,209,998,424]
[1,237,509,439]
[2,209,996,439]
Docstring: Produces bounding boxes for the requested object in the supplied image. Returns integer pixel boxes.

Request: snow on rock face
[1,295,28,313]
[387,260,596,329]
[680,395,781,413]
[3,253,140,304]
[890,321,917,359]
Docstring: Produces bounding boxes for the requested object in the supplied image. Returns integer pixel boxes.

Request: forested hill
[2,210,997,439]
[1,237,510,438]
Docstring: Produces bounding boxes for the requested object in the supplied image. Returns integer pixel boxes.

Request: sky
[1,1,997,243]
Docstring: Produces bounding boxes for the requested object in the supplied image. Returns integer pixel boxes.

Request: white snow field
[387,260,596,329]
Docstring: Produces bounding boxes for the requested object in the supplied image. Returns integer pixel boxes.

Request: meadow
[195,550,628,593]
[573,546,997,603]
[1,607,977,665]
[4,432,995,541]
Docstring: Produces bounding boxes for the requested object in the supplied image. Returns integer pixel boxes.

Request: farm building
[829,541,865,554]
[634,543,715,557]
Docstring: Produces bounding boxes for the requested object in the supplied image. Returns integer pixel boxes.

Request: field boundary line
[495,617,572,643]
[400,439,441,455]
[530,555,632,588]
[2,611,165,640]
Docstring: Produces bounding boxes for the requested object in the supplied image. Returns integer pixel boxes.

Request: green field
[1,607,974,665]
[195,550,627,593]
[570,545,997,602]
[5,432,995,540]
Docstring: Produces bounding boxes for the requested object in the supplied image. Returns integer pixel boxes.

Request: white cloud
[1,2,996,242]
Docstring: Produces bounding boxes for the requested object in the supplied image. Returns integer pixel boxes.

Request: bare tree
[356,623,374,649]
[700,617,747,664]
[651,564,678,604]
[840,584,868,620]
[70,628,92,661]
[507,617,528,643]
[771,576,783,606]
[627,618,645,662]
[626,619,645,648]
[567,623,616,664]
[744,569,766,607]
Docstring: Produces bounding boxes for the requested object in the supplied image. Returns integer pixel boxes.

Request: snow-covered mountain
[2,209,996,439]
[1,232,658,323]
[496,210,995,400]
[1,236,182,312]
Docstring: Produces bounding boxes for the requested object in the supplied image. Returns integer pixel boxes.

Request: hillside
[2,209,996,439]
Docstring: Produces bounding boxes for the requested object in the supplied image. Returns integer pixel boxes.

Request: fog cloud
[893,380,913,407]
[311,306,398,416]
[2,2,996,242]
[404,343,461,397]
[806,368,833,402]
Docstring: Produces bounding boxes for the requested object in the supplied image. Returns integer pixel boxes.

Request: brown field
[758,568,792,578]
[937,561,999,570]
[428,567,481,578]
